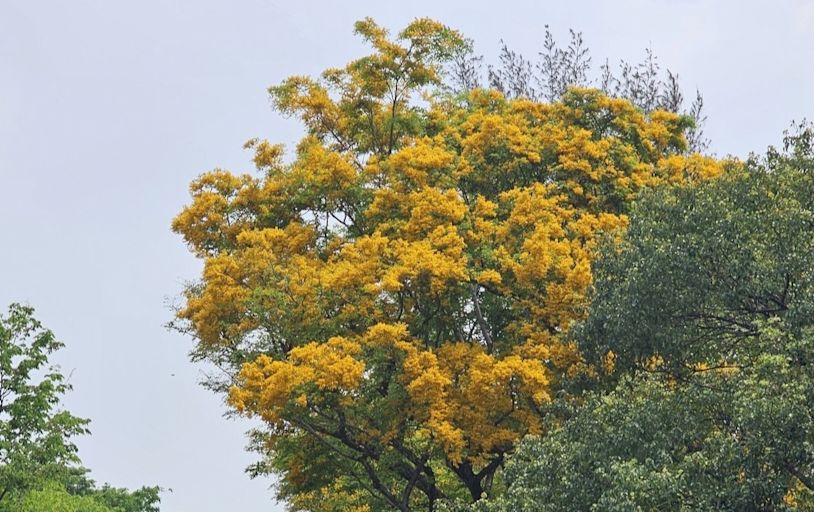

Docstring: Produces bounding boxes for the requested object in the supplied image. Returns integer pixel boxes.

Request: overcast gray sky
[2,1,812,510]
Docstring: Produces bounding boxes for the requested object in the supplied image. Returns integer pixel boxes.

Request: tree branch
[471,283,494,353]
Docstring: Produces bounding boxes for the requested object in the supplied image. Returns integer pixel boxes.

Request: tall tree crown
[173,18,724,510]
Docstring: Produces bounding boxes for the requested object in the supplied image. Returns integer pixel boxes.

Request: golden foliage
[174,17,726,507]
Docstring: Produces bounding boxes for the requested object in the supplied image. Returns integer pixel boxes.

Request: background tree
[68,479,161,512]
[0,303,160,512]
[0,303,89,506]
[473,127,814,511]
[173,18,723,511]
[446,26,709,152]
[19,484,113,512]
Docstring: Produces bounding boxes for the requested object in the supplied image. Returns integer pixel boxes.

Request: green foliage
[474,131,814,511]
[18,480,162,512]
[19,484,113,512]
[68,477,161,512]
[0,303,90,506]
[580,133,814,374]
[477,341,814,511]
[0,304,161,511]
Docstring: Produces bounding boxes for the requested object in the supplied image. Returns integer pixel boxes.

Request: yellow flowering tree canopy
[173,18,723,511]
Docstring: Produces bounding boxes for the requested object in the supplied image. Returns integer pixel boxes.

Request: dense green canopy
[472,130,814,511]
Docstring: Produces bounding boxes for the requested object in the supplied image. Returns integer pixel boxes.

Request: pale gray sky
[1,1,812,511]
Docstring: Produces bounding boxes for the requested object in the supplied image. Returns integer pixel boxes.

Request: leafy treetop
[173,17,724,511]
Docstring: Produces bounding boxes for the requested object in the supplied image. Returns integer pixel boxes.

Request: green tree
[19,484,113,512]
[474,127,814,511]
[0,303,89,506]
[68,478,161,512]
[0,304,161,511]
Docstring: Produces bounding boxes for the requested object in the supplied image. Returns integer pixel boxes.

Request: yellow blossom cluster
[230,336,364,424]
[174,18,726,504]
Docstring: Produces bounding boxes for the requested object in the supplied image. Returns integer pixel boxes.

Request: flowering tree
[173,18,722,511]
